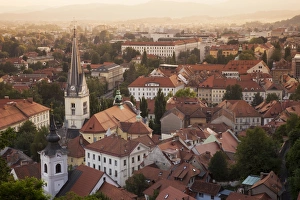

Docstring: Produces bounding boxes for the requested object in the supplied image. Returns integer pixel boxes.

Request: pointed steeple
[66,27,88,96]
[43,106,65,156]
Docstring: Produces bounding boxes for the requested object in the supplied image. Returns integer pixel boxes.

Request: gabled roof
[128,74,184,88]
[224,60,262,74]
[218,100,261,118]
[134,166,169,182]
[227,192,272,200]
[156,186,196,200]
[56,165,105,197]
[250,171,284,196]
[85,134,140,157]
[67,135,89,158]
[143,179,186,196]
[0,98,49,130]
[119,121,152,135]
[190,180,222,196]
[131,135,157,147]
[80,104,137,134]
[192,141,221,156]
[170,163,200,185]
[12,162,41,179]
[98,182,137,200]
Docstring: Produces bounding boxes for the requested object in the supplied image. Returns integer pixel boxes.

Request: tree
[13,121,37,157]
[227,40,239,45]
[89,93,100,116]
[222,84,243,100]
[265,93,279,103]
[0,177,49,200]
[139,96,148,118]
[289,85,300,101]
[262,50,267,64]
[208,151,229,181]
[174,87,197,98]
[125,173,149,197]
[235,127,281,178]
[154,89,166,125]
[288,168,300,200]
[130,95,136,106]
[284,47,291,61]
[187,54,197,64]
[30,126,48,162]
[286,139,300,174]
[0,127,16,182]
[141,50,148,66]
[249,37,264,44]
[91,52,100,64]
[55,191,111,200]
[251,92,264,107]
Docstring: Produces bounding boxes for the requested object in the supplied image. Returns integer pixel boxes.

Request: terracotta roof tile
[67,135,90,158]
[128,75,184,88]
[190,180,221,196]
[98,182,137,200]
[12,163,41,179]
[85,134,139,157]
[156,186,196,200]
[134,166,169,182]
[143,179,186,196]
[251,171,283,195]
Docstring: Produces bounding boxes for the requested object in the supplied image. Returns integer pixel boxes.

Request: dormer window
[44,163,47,173]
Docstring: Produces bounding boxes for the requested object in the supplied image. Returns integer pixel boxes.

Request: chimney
[27,97,33,103]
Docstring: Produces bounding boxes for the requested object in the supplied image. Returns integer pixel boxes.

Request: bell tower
[64,27,90,129]
[40,109,68,198]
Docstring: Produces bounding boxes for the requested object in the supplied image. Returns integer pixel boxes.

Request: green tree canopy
[30,126,48,162]
[289,85,300,101]
[139,96,148,118]
[13,121,37,157]
[0,177,49,200]
[286,139,300,174]
[265,93,279,103]
[222,84,243,100]
[174,87,197,98]
[154,88,166,134]
[235,127,281,178]
[125,173,149,197]
[208,151,229,181]
[141,50,148,66]
[251,92,264,107]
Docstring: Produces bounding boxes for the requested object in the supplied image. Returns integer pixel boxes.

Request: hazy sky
[2,0,227,7]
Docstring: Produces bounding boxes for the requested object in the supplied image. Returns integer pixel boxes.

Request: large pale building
[64,30,90,129]
[121,39,202,60]
[0,98,50,132]
[292,54,300,79]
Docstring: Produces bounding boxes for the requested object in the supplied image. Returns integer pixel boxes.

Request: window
[55,164,61,173]
[83,102,87,114]
[109,169,112,175]
[88,153,90,158]
[71,103,75,115]
[109,159,112,164]
[93,164,95,169]
[98,165,101,170]
[124,160,127,166]
[211,195,214,199]
[115,170,118,177]
[98,156,100,161]
[115,160,117,166]
[44,164,47,173]
[104,167,106,173]
[132,157,134,163]
[104,157,106,163]
[138,155,140,161]
[93,154,95,160]
[88,162,90,167]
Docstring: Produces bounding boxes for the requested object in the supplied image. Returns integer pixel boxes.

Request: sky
[2,0,227,7]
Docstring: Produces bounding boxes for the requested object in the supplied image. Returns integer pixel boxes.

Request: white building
[128,74,184,100]
[85,134,150,187]
[121,39,201,60]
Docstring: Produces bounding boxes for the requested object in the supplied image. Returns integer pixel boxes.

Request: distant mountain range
[0,0,299,23]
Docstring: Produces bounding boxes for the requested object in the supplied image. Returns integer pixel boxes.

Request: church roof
[56,164,105,197]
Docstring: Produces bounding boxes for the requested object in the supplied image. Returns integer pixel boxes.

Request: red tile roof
[156,186,196,200]
[227,192,272,200]
[98,182,137,200]
[251,171,283,196]
[85,134,139,157]
[68,165,105,197]
[12,163,41,179]
[128,75,184,88]
[143,179,186,196]
[120,121,152,135]
[218,100,261,118]
[67,135,90,158]
[190,180,221,196]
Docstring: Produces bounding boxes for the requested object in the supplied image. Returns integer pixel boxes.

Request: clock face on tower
[70,85,75,91]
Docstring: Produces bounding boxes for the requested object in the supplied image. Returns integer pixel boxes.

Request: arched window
[56,163,61,173]
[44,164,47,173]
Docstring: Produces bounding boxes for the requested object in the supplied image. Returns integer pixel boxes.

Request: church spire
[43,105,64,156]
[66,27,88,96]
